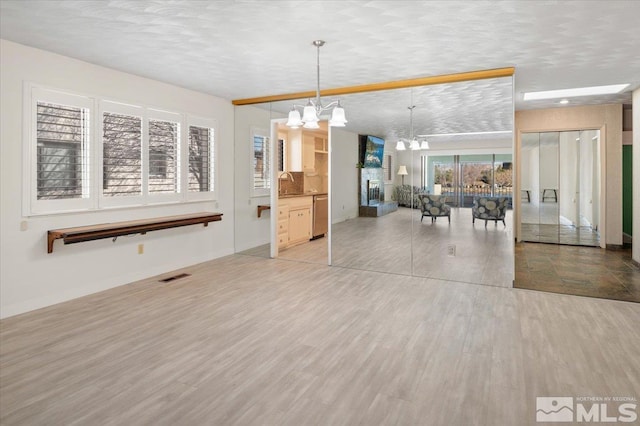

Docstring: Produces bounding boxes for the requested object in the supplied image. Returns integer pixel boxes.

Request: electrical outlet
[138,244,144,255]
[447,244,456,257]
[20,220,28,231]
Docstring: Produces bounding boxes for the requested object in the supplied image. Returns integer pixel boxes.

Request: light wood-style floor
[2,255,639,425]
[241,207,514,287]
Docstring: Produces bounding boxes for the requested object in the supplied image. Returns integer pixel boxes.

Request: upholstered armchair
[393,185,425,209]
[419,195,451,223]
[472,196,508,226]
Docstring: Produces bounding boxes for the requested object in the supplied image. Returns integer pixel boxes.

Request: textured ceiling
[267,77,513,142]
[2,0,639,140]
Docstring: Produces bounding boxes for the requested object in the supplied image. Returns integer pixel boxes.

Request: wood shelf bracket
[257,205,271,218]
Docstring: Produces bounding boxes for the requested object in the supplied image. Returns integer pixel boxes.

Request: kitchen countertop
[279,192,327,199]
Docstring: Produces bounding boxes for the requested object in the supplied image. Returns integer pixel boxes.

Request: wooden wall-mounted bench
[47,212,223,253]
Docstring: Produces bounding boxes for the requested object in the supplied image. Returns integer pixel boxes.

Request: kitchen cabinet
[284,126,327,174]
[277,196,313,249]
[277,204,289,249]
[302,135,328,172]
[288,206,312,244]
[302,135,316,172]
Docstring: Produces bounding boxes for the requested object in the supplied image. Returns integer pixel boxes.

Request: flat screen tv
[360,135,385,168]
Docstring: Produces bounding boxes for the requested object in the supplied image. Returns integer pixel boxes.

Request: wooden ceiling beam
[232,67,515,106]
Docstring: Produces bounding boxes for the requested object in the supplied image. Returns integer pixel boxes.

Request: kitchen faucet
[278,171,295,195]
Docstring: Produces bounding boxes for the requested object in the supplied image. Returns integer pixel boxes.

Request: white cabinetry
[277,196,313,249]
[302,134,316,172]
[277,204,289,249]
[288,206,312,244]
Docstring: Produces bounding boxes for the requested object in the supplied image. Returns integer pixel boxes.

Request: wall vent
[159,273,191,283]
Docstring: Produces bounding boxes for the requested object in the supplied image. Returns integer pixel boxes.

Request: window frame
[147,109,182,203]
[185,115,218,202]
[25,86,95,215]
[23,83,218,217]
[98,100,145,208]
[250,127,270,198]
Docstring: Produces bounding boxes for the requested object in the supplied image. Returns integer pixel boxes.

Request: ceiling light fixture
[559,99,570,105]
[396,105,429,151]
[523,84,629,101]
[286,40,347,129]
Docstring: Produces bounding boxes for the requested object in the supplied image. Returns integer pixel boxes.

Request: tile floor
[515,242,640,303]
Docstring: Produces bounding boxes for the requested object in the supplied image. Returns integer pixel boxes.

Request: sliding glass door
[427,154,513,208]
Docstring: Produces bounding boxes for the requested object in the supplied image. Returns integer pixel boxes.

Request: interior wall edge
[632,88,640,263]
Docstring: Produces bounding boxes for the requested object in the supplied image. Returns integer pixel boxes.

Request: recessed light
[523,84,629,101]
[559,99,569,105]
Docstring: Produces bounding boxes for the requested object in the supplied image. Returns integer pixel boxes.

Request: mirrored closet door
[520,130,600,247]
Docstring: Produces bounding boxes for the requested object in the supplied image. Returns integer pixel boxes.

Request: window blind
[102,112,142,197]
[253,134,270,190]
[188,126,213,192]
[36,102,89,200]
[149,119,179,194]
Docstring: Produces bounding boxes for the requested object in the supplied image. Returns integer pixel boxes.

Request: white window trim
[22,82,218,217]
[250,127,270,198]
[24,85,96,216]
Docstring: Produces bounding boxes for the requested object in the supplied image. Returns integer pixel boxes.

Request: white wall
[0,40,235,318]
[233,104,273,252]
[330,127,359,223]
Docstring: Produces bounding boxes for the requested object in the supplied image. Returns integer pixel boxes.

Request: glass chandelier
[286,40,348,129]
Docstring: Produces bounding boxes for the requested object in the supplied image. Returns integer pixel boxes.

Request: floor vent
[159,273,191,283]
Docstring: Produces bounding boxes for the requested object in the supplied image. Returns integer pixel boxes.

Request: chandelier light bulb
[302,103,319,123]
[329,103,347,127]
[286,108,302,128]
[286,41,347,128]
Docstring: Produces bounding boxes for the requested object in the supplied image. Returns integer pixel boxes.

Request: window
[188,125,214,193]
[278,138,285,172]
[25,84,217,215]
[27,88,94,214]
[148,116,179,194]
[102,109,142,197]
[36,102,89,200]
[251,128,270,196]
